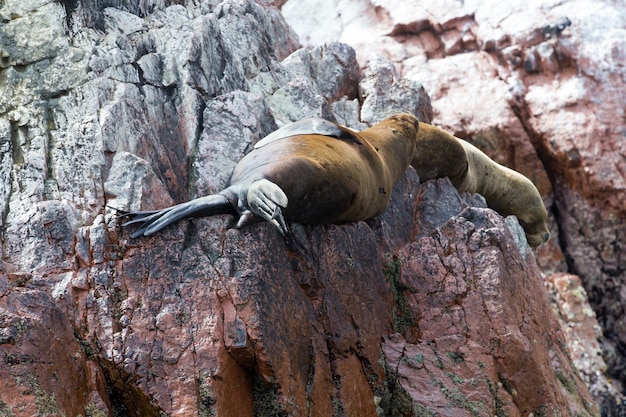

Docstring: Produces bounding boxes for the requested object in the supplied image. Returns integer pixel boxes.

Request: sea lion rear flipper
[121,194,235,238]
[246,179,289,235]
[254,118,354,148]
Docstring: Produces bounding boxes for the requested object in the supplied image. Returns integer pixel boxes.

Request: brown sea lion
[211,117,549,247]
[410,122,550,248]
[120,113,419,238]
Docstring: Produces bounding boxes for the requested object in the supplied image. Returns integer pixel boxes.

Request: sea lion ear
[255,118,348,148]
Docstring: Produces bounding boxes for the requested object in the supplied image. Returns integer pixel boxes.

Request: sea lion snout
[525,226,551,248]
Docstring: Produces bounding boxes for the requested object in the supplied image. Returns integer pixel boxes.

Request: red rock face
[0,279,91,417]
[58,172,594,417]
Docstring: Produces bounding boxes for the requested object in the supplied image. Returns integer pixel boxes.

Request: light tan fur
[412,122,550,247]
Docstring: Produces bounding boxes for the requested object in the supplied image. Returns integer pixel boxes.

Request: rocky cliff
[283,0,626,414]
[0,0,603,416]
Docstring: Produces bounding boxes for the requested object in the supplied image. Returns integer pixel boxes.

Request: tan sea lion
[411,122,550,248]
[120,113,419,238]
[199,116,549,248]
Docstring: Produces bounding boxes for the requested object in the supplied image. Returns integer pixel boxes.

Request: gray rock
[193,91,276,197]
[359,55,433,124]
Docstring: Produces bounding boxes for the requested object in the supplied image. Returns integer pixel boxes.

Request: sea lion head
[526,228,551,249]
[516,203,550,248]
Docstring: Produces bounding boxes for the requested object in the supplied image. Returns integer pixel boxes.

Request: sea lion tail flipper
[121,194,235,238]
[247,179,289,235]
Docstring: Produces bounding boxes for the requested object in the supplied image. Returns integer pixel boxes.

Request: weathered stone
[308,41,360,102]
[104,151,175,210]
[266,76,335,125]
[263,40,367,126]
[193,91,277,197]
[547,273,623,403]
[0,270,90,417]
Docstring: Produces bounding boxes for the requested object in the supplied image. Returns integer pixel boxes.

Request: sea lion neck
[361,113,419,183]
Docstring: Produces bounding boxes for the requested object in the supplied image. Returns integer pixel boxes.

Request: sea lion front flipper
[254,118,351,149]
[246,179,289,235]
[121,194,235,238]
